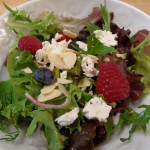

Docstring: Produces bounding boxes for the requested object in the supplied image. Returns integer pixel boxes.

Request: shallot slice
[25,93,71,109]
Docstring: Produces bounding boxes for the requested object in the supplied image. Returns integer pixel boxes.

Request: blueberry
[77,30,90,43]
[34,67,54,85]
[68,41,79,50]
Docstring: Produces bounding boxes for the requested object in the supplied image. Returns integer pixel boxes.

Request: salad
[0,1,150,150]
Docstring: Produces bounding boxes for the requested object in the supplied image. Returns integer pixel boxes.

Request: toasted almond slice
[41,82,58,94]
[109,102,117,108]
[78,78,91,88]
[63,29,77,39]
[116,53,127,59]
[48,53,67,69]
[38,89,62,102]
[58,83,71,98]
[65,48,80,56]
[63,52,77,69]
[49,62,55,71]
[37,61,47,65]
[57,78,73,84]
[104,57,110,62]
[23,67,33,74]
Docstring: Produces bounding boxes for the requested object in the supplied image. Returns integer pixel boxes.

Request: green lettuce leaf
[7,48,43,99]
[4,3,31,22]
[14,50,38,72]
[4,3,59,40]
[132,51,150,94]
[26,109,67,150]
[84,21,100,33]
[0,80,18,109]
[121,105,150,142]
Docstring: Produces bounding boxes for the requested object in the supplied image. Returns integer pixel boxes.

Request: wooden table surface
[0,0,150,16]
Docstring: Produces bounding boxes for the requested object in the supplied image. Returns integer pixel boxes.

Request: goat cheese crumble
[55,108,80,126]
[83,97,112,122]
[94,30,118,47]
[60,71,67,79]
[76,41,88,51]
[81,56,99,77]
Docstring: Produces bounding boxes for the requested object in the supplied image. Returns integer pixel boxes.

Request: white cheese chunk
[83,97,112,122]
[94,30,118,47]
[81,56,99,77]
[60,71,67,79]
[76,41,87,51]
[55,108,80,126]
[54,33,63,40]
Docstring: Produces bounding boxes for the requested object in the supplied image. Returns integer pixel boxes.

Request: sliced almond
[41,82,58,94]
[109,102,117,108]
[63,29,77,39]
[57,78,73,84]
[104,57,110,62]
[65,48,80,56]
[63,52,77,69]
[48,53,67,69]
[58,83,71,98]
[37,61,47,65]
[78,78,91,88]
[116,53,127,59]
[23,67,32,74]
[38,89,62,102]
[49,62,55,71]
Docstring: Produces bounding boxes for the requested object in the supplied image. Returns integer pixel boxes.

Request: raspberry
[96,62,130,103]
[18,36,42,55]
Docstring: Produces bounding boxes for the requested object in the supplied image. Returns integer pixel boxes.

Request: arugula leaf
[84,21,101,33]
[73,33,117,55]
[26,109,67,150]
[4,3,31,22]
[100,1,111,31]
[121,105,150,142]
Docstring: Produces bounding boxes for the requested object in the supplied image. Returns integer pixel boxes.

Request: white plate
[0,0,150,150]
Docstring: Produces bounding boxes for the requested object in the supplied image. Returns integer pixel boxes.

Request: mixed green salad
[0,1,150,150]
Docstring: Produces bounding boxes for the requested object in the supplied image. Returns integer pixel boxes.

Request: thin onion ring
[25,93,71,109]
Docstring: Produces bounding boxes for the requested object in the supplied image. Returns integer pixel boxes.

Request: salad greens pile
[0,2,150,150]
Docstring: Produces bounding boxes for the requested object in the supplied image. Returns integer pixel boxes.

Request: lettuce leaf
[85,21,100,33]
[132,51,150,94]
[4,3,59,40]
[26,109,67,150]
[7,48,43,99]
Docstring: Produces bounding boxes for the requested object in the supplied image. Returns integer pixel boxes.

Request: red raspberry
[57,33,72,42]
[18,36,42,55]
[96,62,130,103]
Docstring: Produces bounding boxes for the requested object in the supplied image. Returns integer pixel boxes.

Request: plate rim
[0,0,150,20]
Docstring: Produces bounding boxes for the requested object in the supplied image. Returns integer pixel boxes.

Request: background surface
[0,0,150,15]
